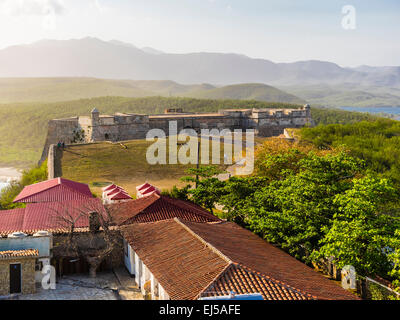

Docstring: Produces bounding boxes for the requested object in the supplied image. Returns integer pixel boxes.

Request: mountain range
[0,37,399,87]
[0,37,400,108]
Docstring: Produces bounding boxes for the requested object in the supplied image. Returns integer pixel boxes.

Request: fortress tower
[91,108,100,125]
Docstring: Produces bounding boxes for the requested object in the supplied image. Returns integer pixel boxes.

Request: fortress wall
[39,118,80,165]
[47,143,63,179]
[47,144,55,179]
[148,115,235,133]
[39,106,313,164]
[257,125,289,137]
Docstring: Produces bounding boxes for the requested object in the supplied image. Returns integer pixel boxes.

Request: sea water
[338,106,400,120]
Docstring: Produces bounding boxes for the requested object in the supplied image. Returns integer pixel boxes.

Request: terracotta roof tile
[121,220,228,300]
[106,194,221,225]
[181,220,358,300]
[0,249,39,259]
[200,263,312,300]
[121,219,358,300]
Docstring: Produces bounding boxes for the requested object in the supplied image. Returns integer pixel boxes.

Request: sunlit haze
[0,0,399,66]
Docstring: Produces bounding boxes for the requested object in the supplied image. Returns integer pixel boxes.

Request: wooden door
[10,263,22,294]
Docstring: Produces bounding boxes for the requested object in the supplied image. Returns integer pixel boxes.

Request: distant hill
[0,37,399,87]
[279,84,400,108]
[0,78,304,104]
[184,83,305,104]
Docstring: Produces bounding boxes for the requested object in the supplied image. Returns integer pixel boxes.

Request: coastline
[0,167,22,190]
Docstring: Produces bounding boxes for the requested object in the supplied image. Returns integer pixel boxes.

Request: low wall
[47,144,63,180]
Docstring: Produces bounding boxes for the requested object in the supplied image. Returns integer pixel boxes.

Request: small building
[102,184,132,204]
[0,198,118,277]
[0,231,52,283]
[136,183,160,199]
[120,218,358,300]
[13,178,93,204]
[0,249,38,296]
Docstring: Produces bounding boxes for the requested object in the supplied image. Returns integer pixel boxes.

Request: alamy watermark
[41,264,56,290]
[342,5,356,30]
[146,121,255,175]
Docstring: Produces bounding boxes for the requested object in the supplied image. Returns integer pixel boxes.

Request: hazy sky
[0,0,399,67]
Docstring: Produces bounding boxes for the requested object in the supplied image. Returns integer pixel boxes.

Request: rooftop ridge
[161,196,221,221]
[174,218,232,264]
[118,193,160,224]
[177,218,317,300]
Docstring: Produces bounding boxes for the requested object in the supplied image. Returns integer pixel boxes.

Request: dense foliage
[300,119,400,183]
[310,107,379,125]
[168,138,400,291]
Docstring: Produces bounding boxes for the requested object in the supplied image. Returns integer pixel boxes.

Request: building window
[35,260,43,272]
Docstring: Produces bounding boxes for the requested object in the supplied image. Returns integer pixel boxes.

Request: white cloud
[0,0,66,16]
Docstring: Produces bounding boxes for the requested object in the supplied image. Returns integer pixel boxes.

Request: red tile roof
[140,186,159,195]
[13,178,93,203]
[0,249,39,260]
[136,183,152,191]
[121,219,358,300]
[121,219,228,300]
[109,191,132,201]
[201,263,310,300]
[0,198,107,236]
[103,184,117,192]
[106,193,221,225]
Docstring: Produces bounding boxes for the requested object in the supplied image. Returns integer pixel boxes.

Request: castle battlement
[39,105,313,164]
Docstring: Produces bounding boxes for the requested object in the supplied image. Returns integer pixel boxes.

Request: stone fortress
[40,105,313,163]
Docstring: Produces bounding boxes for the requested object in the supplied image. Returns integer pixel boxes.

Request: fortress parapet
[39,105,313,164]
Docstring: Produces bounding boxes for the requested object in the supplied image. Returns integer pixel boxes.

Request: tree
[218,176,267,223]
[313,176,400,277]
[0,160,48,210]
[52,202,122,278]
[242,151,363,261]
[254,137,333,180]
[173,165,225,214]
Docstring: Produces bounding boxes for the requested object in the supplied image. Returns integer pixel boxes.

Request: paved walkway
[14,269,144,300]
[114,267,144,300]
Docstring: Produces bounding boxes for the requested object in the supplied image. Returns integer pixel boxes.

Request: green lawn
[61,138,233,196]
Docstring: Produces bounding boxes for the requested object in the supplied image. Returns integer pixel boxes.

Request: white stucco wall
[123,241,136,275]
[128,247,170,300]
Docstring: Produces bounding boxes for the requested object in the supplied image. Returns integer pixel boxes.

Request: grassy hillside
[280,84,400,108]
[0,78,304,104]
[300,118,400,183]
[183,83,306,104]
[61,138,231,196]
[0,78,155,103]
[310,107,379,125]
[0,96,302,168]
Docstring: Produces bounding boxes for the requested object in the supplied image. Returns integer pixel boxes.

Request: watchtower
[91,108,100,126]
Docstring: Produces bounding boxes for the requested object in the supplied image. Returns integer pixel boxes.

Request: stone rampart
[39,105,313,165]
